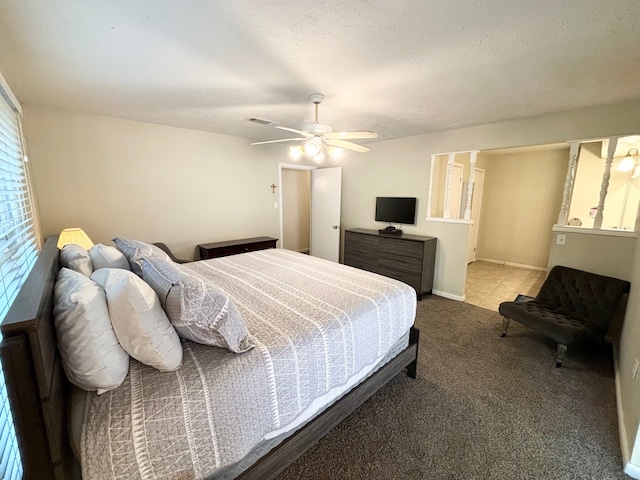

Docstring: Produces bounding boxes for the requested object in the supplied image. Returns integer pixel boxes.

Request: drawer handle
[244,247,249,251]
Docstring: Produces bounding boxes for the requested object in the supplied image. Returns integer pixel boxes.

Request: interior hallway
[464,261,546,311]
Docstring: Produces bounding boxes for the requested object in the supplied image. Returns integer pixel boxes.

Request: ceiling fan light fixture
[313,151,325,164]
[328,147,342,159]
[303,138,321,156]
[289,145,303,160]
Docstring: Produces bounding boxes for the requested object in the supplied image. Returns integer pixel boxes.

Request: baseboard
[475,257,546,272]
[612,343,640,478]
[626,462,640,479]
[433,290,465,302]
[613,343,632,468]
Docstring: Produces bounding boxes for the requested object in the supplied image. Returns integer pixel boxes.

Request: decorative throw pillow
[91,268,182,372]
[60,244,93,277]
[89,243,131,270]
[141,258,254,353]
[139,256,183,308]
[113,237,172,276]
[53,268,129,393]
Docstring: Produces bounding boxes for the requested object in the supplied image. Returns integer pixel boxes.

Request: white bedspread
[81,250,416,479]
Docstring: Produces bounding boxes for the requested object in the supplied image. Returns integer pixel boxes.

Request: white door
[467,168,485,263]
[310,167,342,262]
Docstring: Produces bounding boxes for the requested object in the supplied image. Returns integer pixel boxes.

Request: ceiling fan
[250,94,377,162]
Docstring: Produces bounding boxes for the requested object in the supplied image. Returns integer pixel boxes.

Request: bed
[0,235,420,479]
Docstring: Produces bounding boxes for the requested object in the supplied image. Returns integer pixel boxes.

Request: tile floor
[464,261,547,311]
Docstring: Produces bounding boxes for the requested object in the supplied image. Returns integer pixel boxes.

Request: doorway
[279,164,314,254]
[278,164,343,263]
[281,168,311,253]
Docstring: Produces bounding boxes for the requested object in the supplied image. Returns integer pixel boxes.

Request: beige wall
[423,220,471,299]
[547,231,635,281]
[476,147,568,267]
[338,99,640,299]
[282,168,310,253]
[23,106,284,259]
[624,236,640,470]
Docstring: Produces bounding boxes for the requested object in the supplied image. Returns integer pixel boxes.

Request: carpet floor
[276,295,627,480]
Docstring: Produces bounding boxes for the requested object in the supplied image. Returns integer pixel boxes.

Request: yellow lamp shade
[57,228,94,250]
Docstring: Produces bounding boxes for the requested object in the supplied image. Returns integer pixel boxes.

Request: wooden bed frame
[0,235,420,479]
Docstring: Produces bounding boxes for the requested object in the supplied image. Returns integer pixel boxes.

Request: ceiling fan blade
[275,126,313,137]
[325,138,370,153]
[323,131,378,140]
[250,137,305,145]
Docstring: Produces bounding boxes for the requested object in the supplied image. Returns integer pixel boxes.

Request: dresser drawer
[345,231,379,249]
[378,237,423,259]
[377,267,421,291]
[344,255,377,274]
[378,253,423,275]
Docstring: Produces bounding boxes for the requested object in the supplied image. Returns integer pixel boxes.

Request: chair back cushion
[536,266,630,335]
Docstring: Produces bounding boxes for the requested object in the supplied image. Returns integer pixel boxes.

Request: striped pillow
[140,258,254,353]
[113,237,171,275]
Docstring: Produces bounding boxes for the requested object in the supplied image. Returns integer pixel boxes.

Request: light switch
[556,234,566,246]
[273,202,278,209]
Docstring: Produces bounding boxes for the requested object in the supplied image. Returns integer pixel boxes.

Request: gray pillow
[53,268,129,393]
[113,237,172,275]
[92,268,183,372]
[60,244,93,277]
[89,243,130,270]
[141,258,254,353]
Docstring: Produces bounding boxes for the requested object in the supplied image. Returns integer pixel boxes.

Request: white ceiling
[1,0,639,145]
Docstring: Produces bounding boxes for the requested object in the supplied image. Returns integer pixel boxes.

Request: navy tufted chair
[498,266,630,367]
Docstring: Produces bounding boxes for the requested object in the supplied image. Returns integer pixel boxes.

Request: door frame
[467,167,485,263]
[278,163,316,250]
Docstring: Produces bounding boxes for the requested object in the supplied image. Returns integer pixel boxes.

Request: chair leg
[556,344,567,368]
[501,317,510,337]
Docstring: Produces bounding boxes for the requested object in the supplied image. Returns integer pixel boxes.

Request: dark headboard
[0,236,75,479]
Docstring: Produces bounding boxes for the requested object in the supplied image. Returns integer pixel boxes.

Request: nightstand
[197,236,278,259]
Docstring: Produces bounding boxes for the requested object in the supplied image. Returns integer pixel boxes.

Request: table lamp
[57,228,94,250]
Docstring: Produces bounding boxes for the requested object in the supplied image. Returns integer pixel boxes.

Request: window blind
[0,85,39,480]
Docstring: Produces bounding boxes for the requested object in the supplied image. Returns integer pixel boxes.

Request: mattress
[79,249,417,479]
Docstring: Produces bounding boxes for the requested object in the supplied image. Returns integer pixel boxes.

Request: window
[427,150,479,220]
[0,78,40,479]
[559,135,640,232]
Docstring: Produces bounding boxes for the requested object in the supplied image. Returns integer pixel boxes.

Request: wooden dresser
[343,229,436,299]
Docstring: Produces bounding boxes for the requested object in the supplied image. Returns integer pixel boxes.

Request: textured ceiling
[1,0,639,144]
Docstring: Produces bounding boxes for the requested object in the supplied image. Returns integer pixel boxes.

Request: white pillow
[53,268,129,393]
[60,244,93,277]
[89,243,131,270]
[91,268,182,372]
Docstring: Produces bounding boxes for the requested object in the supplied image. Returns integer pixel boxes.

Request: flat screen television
[375,197,417,225]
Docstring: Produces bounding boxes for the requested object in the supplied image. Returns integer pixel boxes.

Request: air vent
[249,117,279,126]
